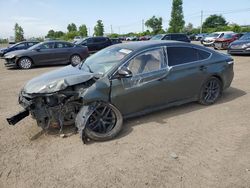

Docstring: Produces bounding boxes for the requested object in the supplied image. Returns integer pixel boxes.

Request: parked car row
[3,41,89,69]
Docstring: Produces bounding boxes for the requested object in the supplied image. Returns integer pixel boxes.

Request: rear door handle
[199,65,207,71]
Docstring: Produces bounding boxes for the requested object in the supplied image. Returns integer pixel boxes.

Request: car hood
[230,39,250,45]
[23,65,100,94]
[4,49,28,57]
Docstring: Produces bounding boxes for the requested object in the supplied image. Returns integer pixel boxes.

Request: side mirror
[117,67,132,78]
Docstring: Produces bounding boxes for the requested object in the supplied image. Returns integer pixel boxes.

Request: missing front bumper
[7,109,30,125]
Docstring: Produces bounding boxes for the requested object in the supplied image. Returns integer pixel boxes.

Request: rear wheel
[70,54,81,66]
[199,77,222,105]
[18,57,32,69]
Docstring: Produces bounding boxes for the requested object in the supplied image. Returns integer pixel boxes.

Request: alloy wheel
[86,103,117,134]
[19,58,32,69]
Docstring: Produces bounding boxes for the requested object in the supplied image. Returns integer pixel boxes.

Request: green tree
[145,16,163,34]
[46,29,55,38]
[202,14,227,29]
[168,0,185,33]
[14,23,24,42]
[94,20,104,36]
[230,24,241,33]
[79,24,88,37]
[46,30,64,39]
[67,23,77,32]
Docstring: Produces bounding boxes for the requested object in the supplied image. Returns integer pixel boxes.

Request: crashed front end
[7,65,99,132]
[16,89,82,130]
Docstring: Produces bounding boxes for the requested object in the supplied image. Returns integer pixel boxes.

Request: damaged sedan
[7,41,234,142]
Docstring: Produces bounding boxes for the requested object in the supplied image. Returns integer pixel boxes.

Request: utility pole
[200,10,203,34]
[142,19,144,33]
[88,27,91,36]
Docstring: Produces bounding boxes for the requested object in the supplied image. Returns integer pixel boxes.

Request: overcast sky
[0,0,250,38]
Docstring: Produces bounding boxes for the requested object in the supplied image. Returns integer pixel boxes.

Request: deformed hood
[23,65,99,94]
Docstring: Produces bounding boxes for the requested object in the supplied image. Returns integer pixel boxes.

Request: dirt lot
[0,43,250,188]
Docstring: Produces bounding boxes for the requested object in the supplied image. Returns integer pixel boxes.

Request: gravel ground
[0,42,250,188]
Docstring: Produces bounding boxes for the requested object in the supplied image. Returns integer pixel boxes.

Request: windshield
[239,33,250,40]
[79,46,133,75]
[150,34,164,40]
[207,33,220,38]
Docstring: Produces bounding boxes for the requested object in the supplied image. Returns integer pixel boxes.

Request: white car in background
[73,36,83,43]
[201,31,234,46]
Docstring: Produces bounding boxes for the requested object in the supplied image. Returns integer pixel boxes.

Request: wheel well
[211,75,223,87]
[71,54,81,59]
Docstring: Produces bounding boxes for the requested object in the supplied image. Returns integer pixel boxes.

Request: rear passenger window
[55,43,64,48]
[197,49,211,60]
[64,43,74,48]
[167,47,199,66]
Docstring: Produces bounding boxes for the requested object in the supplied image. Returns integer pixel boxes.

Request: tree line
[10,0,250,42]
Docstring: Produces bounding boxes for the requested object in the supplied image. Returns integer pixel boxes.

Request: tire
[76,102,123,141]
[70,54,81,66]
[199,77,222,105]
[18,57,33,69]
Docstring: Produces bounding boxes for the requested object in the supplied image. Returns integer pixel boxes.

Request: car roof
[113,40,190,51]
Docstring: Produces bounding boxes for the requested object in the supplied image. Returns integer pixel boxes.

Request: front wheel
[70,54,81,66]
[199,77,222,105]
[18,57,33,69]
[76,102,123,141]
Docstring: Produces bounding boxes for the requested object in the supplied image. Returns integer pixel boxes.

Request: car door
[160,46,211,102]
[53,42,70,63]
[32,42,56,65]
[110,47,170,116]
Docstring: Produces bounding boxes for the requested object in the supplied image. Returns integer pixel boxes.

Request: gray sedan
[3,41,89,69]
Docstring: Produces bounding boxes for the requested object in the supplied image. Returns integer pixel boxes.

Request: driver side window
[127,48,165,76]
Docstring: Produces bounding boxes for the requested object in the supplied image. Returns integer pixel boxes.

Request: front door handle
[199,65,207,71]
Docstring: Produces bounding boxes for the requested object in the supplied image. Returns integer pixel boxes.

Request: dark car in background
[110,38,122,45]
[75,37,112,53]
[213,33,241,50]
[7,41,234,142]
[0,41,39,57]
[228,32,250,55]
[3,41,89,69]
[151,33,191,43]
